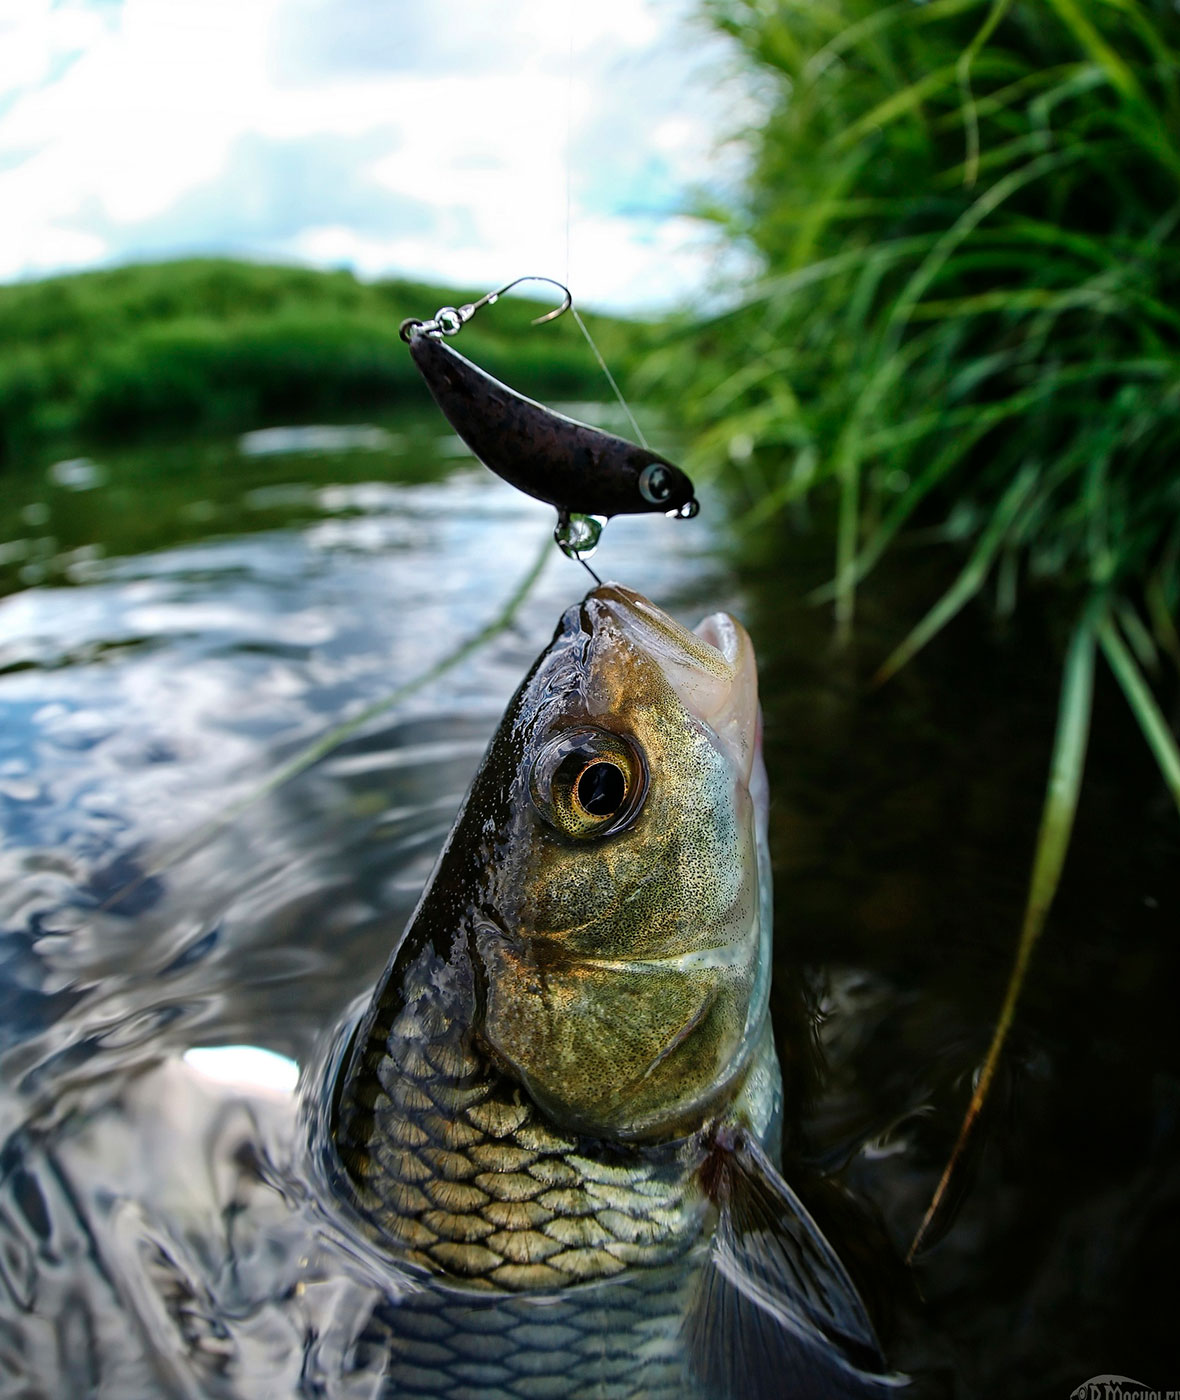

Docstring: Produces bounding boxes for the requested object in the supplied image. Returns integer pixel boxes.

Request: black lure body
[405,327,698,520]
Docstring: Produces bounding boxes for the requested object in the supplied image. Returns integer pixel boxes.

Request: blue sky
[0,0,745,311]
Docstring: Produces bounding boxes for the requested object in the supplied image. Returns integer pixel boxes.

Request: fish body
[330,585,902,1399]
[406,330,699,520]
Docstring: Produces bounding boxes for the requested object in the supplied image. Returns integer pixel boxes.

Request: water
[0,419,1177,1396]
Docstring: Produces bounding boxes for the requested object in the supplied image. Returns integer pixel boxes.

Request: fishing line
[578,555,603,586]
[557,1,648,454]
[563,0,575,289]
[571,306,650,450]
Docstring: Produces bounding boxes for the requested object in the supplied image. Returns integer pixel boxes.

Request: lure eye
[638,462,674,505]
[530,727,647,839]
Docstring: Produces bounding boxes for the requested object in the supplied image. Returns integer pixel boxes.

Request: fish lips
[585,583,761,782]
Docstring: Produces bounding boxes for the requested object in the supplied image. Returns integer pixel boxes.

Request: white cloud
[0,0,110,94]
[0,0,738,310]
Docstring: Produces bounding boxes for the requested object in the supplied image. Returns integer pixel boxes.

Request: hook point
[476,275,572,327]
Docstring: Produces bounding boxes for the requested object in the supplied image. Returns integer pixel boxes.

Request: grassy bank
[0,259,629,468]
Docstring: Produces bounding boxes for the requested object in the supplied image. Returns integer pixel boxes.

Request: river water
[0,417,1176,1396]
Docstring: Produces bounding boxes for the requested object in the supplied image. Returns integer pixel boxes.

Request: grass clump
[673,0,1180,1247]
[682,0,1180,642]
[675,0,1180,799]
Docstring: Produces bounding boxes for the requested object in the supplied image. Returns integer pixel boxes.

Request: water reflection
[238,424,400,457]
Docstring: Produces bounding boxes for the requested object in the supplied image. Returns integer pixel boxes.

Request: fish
[404,327,700,522]
[329,583,904,1399]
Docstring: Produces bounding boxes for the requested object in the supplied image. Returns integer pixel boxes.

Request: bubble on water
[554,512,606,561]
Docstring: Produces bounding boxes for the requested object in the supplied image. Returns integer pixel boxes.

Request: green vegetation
[0,259,626,468]
[679,0,1180,649]
[673,0,1180,1247]
[671,0,1180,806]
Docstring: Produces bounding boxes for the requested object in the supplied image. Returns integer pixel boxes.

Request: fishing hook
[399,275,572,343]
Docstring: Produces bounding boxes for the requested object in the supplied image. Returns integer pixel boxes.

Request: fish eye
[529,727,647,839]
[638,462,674,504]
[577,761,625,817]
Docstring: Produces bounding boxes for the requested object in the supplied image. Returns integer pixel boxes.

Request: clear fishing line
[559,0,648,453]
[564,0,575,291]
[571,306,650,450]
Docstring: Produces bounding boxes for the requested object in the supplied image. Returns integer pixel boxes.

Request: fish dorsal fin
[686,1129,908,1400]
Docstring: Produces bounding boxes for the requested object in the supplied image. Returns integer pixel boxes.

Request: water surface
[0,418,1176,1396]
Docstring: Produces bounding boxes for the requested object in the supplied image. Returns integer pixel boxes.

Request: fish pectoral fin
[686,1130,908,1400]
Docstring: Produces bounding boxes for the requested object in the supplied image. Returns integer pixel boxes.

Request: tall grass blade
[1043,0,1142,102]
[884,147,1084,343]
[1146,571,1180,671]
[874,465,1038,682]
[1098,611,1180,814]
[957,0,1016,187]
[834,442,862,639]
[908,610,1096,1259]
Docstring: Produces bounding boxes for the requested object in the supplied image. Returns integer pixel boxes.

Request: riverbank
[0,259,634,469]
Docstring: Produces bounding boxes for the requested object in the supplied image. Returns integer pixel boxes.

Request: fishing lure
[400,277,699,560]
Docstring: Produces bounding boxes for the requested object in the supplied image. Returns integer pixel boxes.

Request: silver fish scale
[352,1257,710,1400]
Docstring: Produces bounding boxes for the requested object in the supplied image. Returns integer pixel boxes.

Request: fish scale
[352,1255,710,1400]
[335,943,711,1294]
[331,942,716,1397]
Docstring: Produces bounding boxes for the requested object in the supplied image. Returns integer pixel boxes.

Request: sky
[0,0,745,312]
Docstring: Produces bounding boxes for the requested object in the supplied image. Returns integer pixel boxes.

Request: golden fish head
[470,583,772,1142]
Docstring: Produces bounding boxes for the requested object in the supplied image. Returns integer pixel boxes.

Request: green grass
[672,0,1180,805]
[0,258,631,468]
[667,0,1180,1247]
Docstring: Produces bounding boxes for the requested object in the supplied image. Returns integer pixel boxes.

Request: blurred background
[1,2,1178,1396]
[0,0,736,303]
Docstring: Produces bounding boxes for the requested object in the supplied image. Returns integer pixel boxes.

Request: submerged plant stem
[908,610,1096,1259]
[236,531,552,796]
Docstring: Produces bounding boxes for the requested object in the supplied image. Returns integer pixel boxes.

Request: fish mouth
[586,583,760,779]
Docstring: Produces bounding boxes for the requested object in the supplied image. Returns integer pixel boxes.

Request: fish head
[469,583,772,1141]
